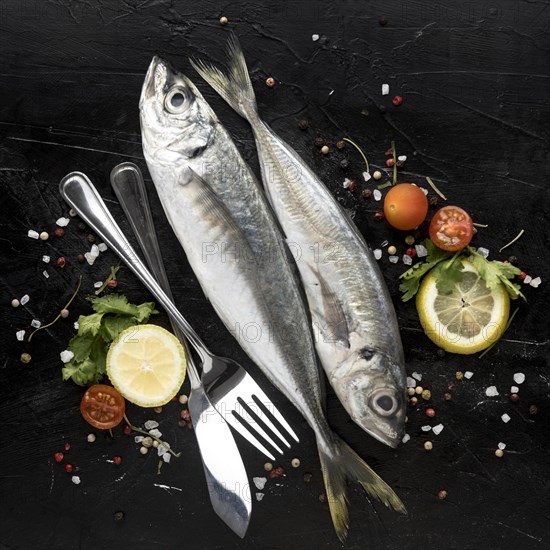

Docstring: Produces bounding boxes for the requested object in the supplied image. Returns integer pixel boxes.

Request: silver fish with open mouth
[140,56,405,541]
[192,36,407,449]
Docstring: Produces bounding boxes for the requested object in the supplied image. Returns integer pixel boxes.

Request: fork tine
[223,412,277,460]
[249,384,300,443]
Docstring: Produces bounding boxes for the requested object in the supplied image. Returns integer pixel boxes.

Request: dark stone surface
[1,1,549,549]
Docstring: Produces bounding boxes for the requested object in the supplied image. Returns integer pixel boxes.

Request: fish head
[332,346,406,448]
[139,56,214,166]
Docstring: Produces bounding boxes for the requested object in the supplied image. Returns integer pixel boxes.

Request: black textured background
[1,1,549,549]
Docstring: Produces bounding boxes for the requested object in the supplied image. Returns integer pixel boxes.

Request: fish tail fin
[190,34,258,121]
[318,435,406,542]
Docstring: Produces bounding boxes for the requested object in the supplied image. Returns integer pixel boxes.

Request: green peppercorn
[314,137,325,148]
[20,352,31,364]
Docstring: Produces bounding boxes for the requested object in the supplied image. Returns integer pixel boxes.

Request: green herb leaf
[62,357,102,386]
[67,333,95,362]
[77,312,104,337]
[89,336,107,378]
[99,315,137,342]
[90,294,139,317]
[135,302,158,323]
[432,257,464,295]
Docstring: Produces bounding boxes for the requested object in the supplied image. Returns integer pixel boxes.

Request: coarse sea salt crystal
[158,442,170,456]
[90,244,100,257]
[415,244,428,258]
[71,475,81,485]
[511,385,519,394]
[373,189,382,201]
[74,321,79,330]
[60,350,74,363]
[31,319,41,328]
[20,294,30,305]
[342,178,352,189]
[28,230,39,239]
[530,276,541,288]
[98,243,108,252]
[312,34,319,41]
[513,372,525,384]
[373,249,382,260]
[162,452,171,463]
[464,371,474,379]
[403,254,413,265]
[432,424,444,435]
[256,493,265,501]
[93,281,103,289]
[56,217,70,227]
[43,270,49,279]
[498,442,506,450]
[501,413,511,423]
[485,386,499,397]
[398,155,407,162]
[134,436,144,443]
[388,255,399,264]
[362,171,371,182]
[402,433,411,444]
[43,255,50,263]
[382,83,389,95]
[477,247,489,258]
[85,253,96,265]
[412,372,422,381]
[144,420,159,430]
[523,275,532,285]
[406,376,416,388]
[421,425,432,432]
[253,477,267,490]
[149,428,162,438]
[16,330,25,341]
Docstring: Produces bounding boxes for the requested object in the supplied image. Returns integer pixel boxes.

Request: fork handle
[59,171,208,362]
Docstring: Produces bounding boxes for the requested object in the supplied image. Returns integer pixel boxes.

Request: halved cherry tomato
[383,183,428,231]
[80,384,126,429]
[429,206,474,251]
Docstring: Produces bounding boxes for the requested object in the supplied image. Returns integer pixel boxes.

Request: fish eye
[371,390,398,416]
[164,87,189,114]
[361,348,375,360]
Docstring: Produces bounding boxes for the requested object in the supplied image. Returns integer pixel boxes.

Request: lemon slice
[416,260,510,354]
[106,324,186,407]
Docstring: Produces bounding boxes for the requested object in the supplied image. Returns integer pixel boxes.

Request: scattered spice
[153,406,162,414]
[56,256,66,268]
[392,95,403,106]
[406,247,417,257]
[140,446,148,455]
[508,255,518,265]
[438,490,448,500]
[374,211,384,222]
[268,466,285,479]
[386,158,395,167]
[64,442,71,452]
[424,441,433,451]
[372,170,382,181]
[425,407,436,418]
[265,77,275,88]
[405,235,415,245]
[510,393,519,402]
[361,189,372,199]
[54,452,64,463]
[456,371,464,380]
[314,137,325,147]
[415,386,423,395]
[291,458,301,468]
[39,231,49,241]
[122,424,132,435]
[422,389,431,400]
[219,16,228,25]
[60,309,70,318]
[319,494,326,502]
[303,472,313,483]
[65,463,74,473]
[407,387,415,396]
[379,16,388,26]
[87,433,96,442]
[529,405,539,416]
[335,140,346,150]
[112,456,122,466]
[298,119,309,130]
[113,511,125,522]
[495,449,504,458]
[11,299,20,308]
[20,353,31,364]
[54,227,65,238]
[429,196,439,207]
[178,394,188,405]
[321,145,329,155]
[409,397,418,405]
[69,208,77,217]
[94,263,121,295]
[87,234,96,243]
[78,222,86,232]
[387,245,397,255]
[444,392,452,401]
[264,462,273,472]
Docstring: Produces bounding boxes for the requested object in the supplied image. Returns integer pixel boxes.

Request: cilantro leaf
[432,257,464,295]
[62,357,102,386]
[135,302,158,323]
[89,336,107,378]
[77,312,104,337]
[99,315,137,342]
[90,294,139,317]
[67,333,95,362]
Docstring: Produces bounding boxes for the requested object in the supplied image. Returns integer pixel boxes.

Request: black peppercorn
[113,511,125,522]
[335,140,346,150]
[379,16,388,26]
[510,393,519,402]
[87,234,96,243]
[340,158,349,169]
[362,189,373,199]
[429,196,439,207]
[529,405,539,415]
[77,254,85,264]
[508,255,518,265]
[298,119,310,130]
[436,348,445,358]
[303,472,313,483]
[78,222,86,232]
[314,137,325,148]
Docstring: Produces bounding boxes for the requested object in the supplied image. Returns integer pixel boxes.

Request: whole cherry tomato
[383,183,429,230]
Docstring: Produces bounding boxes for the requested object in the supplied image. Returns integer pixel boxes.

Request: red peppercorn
[406,247,417,257]
[54,227,65,238]
[392,95,403,106]
[113,456,122,466]
[122,424,132,435]
[374,211,385,222]
[519,271,527,280]
[268,466,285,478]
[181,409,191,422]
[64,442,71,452]
[56,256,66,268]
[426,407,436,418]
[108,279,118,289]
[65,463,73,473]
[347,180,357,192]
[54,452,64,463]
[385,158,395,168]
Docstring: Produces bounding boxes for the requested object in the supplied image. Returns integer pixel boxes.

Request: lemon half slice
[107,324,186,407]
[416,260,510,354]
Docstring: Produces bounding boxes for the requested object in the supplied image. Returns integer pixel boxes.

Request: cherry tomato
[80,384,126,429]
[383,183,428,230]
[429,206,474,251]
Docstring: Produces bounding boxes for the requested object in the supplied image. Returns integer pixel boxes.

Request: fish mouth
[365,425,402,449]
[140,56,180,106]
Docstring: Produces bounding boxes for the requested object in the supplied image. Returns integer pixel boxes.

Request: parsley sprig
[62,294,158,386]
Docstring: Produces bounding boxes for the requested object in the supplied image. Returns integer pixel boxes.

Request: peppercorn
[54,452,64,463]
[153,406,162,414]
[422,389,432,401]
[303,472,313,483]
[108,279,118,289]
[392,95,403,107]
[11,298,20,308]
[122,424,131,435]
[415,386,423,395]
[406,247,417,257]
[291,458,301,468]
[78,222,86,232]
[361,188,372,199]
[436,348,445,358]
[87,234,96,244]
[179,394,189,405]
[314,137,325,147]
[387,245,397,255]
[438,490,448,500]
[142,437,153,448]
[56,256,66,268]
[444,392,452,401]
[424,441,433,451]
[264,462,273,472]
[69,208,77,217]
[77,254,85,264]
[298,119,310,130]
[429,196,439,207]
[529,405,539,415]
[265,77,275,88]
[113,511,125,522]
[519,271,527,280]
[407,387,415,396]
[140,446,149,454]
[374,210,384,222]
[269,466,285,478]
[409,396,418,405]
[495,449,504,458]
[60,308,69,319]
[54,227,65,237]
[379,16,388,26]
[510,393,519,402]
[65,463,73,473]
[177,420,187,428]
[219,16,228,25]
[321,145,329,155]
[456,371,464,380]
[372,170,382,180]
[425,407,436,418]
[508,255,518,265]
[405,235,415,245]
[385,158,395,168]
[113,456,122,466]
[180,409,191,422]
[87,433,96,442]
[335,140,346,150]
[396,159,405,169]
[20,352,31,364]
[39,231,49,241]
